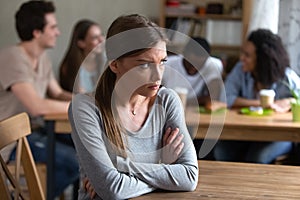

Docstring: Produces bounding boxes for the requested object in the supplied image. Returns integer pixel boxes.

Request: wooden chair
[0,112,45,200]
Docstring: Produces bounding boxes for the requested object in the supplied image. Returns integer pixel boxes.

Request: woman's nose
[98,35,105,43]
[151,64,163,82]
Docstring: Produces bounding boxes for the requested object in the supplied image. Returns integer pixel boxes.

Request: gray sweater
[69,87,198,200]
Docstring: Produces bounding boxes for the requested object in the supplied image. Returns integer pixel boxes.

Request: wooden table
[43,109,300,199]
[44,113,71,200]
[44,113,70,133]
[185,107,300,142]
[44,109,300,143]
[134,160,300,200]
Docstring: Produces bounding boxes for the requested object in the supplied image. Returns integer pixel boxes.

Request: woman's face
[240,41,256,72]
[112,41,167,98]
[79,25,105,55]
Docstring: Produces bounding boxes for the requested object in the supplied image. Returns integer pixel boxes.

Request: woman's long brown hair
[59,19,99,92]
[95,14,167,156]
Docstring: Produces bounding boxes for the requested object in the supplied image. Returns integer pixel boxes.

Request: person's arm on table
[231,97,260,108]
[47,78,72,101]
[11,82,69,116]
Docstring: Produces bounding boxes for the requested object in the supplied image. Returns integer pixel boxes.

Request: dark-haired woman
[214,29,300,164]
[59,19,105,93]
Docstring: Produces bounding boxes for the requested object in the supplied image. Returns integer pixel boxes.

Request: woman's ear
[109,60,119,73]
[77,40,86,49]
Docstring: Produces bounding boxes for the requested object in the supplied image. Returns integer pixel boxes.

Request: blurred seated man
[163,37,225,108]
[162,37,226,160]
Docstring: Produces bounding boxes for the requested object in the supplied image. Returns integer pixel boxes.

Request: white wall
[0,0,160,77]
[278,0,300,75]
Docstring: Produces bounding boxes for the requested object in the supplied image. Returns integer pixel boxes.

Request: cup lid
[259,89,275,96]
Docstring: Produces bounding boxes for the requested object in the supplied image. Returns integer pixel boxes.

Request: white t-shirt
[162,55,223,102]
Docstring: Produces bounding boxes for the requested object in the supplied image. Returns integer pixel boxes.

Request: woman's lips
[148,84,160,90]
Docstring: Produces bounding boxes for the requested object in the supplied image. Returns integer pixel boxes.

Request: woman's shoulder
[226,61,245,78]
[285,67,299,77]
[71,93,98,110]
[156,86,184,116]
[157,86,182,106]
[231,61,243,71]
[158,86,177,97]
[69,93,102,125]
[73,92,95,100]
[285,67,300,84]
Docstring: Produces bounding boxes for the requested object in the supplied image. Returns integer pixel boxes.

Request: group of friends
[0,1,299,199]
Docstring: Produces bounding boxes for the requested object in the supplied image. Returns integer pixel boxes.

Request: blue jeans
[10,131,79,197]
[214,141,293,164]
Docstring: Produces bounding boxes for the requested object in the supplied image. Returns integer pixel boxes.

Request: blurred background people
[59,19,105,93]
[0,1,78,197]
[214,29,300,164]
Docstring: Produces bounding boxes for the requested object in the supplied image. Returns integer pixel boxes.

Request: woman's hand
[271,98,294,113]
[161,127,184,164]
[83,177,96,199]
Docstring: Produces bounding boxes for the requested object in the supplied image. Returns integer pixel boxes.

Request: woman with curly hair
[214,29,300,164]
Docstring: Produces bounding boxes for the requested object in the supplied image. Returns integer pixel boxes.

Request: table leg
[46,121,55,200]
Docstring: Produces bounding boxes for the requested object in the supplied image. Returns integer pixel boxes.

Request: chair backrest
[0,112,45,200]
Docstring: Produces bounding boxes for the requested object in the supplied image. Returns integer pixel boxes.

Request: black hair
[183,37,211,56]
[248,29,290,87]
[15,1,55,41]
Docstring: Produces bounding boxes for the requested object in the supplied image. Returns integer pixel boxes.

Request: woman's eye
[139,63,150,69]
[138,60,167,69]
[160,59,167,65]
[161,59,167,64]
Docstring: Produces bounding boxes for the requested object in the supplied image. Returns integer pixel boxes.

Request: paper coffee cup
[259,89,275,108]
[174,87,188,109]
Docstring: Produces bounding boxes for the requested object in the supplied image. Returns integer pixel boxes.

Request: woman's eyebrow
[136,59,153,63]
[136,56,168,62]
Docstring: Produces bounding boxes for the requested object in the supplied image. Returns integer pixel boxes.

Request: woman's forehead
[134,41,167,59]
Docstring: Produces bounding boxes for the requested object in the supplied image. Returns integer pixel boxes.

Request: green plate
[240,107,273,116]
[199,106,227,114]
